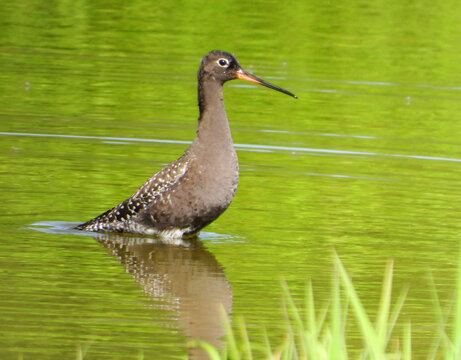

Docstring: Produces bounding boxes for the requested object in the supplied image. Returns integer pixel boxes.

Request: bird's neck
[194,79,233,149]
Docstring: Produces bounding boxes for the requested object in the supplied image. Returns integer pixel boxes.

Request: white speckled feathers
[78,157,190,234]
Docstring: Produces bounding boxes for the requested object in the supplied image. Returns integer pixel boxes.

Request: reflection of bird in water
[94,233,232,359]
[77,50,296,238]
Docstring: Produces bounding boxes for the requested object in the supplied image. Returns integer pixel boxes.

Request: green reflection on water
[1,0,461,358]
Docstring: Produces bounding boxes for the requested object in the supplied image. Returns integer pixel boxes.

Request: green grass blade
[329,267,343,360]
[403,322,411,360]
[334,253,385,360]
[426,271,450,360]
[282,279,304,329]
[452,248,461,359]
[385,285,408,348]
[189,340,222,360]
[376,259,393,346]
[261,326,274,360]
[305,279,317,336]
[237,315,253,360]
[76,344,83,360]
[219,304,239,359]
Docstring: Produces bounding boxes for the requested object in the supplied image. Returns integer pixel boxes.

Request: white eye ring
[217,58,230,68]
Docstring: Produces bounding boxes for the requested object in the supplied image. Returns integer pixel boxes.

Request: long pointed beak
[236,69,297,99]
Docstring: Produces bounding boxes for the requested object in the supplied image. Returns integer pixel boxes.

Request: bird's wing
[79,156,191,229]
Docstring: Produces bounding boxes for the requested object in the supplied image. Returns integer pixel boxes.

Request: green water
[2,0,461,358]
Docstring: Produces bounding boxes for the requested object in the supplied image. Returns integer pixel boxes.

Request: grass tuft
[192,251,461,360]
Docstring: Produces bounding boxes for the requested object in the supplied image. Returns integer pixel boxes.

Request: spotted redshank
[77,50,296,238]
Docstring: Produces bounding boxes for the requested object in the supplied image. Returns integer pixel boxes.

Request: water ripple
[1,131,461,163]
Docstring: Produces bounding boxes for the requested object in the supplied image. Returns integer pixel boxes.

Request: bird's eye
[217,58,229,67]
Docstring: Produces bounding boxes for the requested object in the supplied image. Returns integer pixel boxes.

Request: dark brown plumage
[77,50,296,238]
